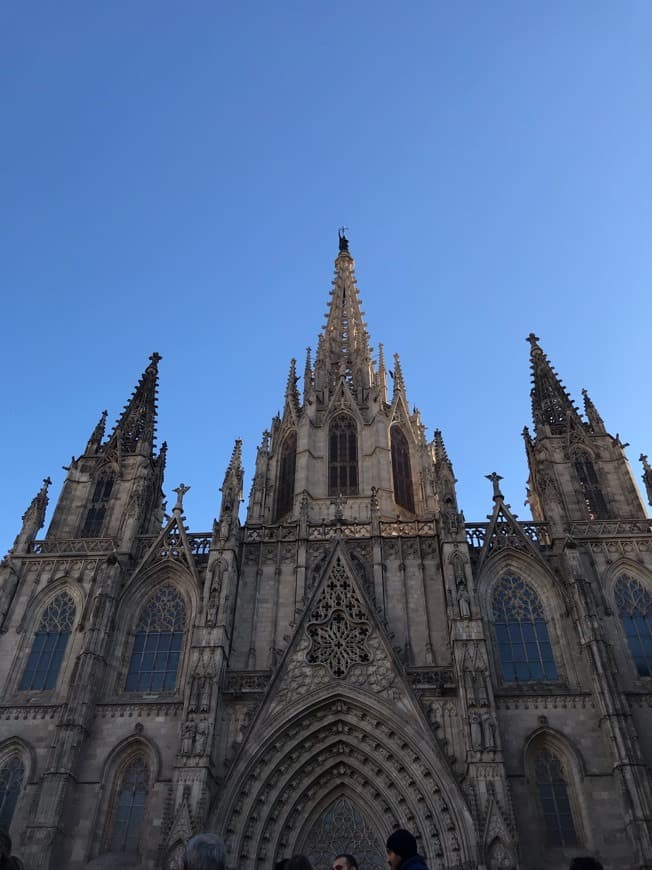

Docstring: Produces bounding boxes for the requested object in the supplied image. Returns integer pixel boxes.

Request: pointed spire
[641,455,652,508]
[582,388,606,434]
[218,439,243,542]
[11,477,51,554]
[314,231,373,396]
[433,429,451,467]
[303,347,313,402]
[376,343,388,404]
[106,353,161,456]
[284,358,300,416]
[527,333,581,436]
[392,352,407,402]
[85,410,108,454]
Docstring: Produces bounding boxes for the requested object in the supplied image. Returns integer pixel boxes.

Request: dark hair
[287,856,314,870]
[570,860,604,870]
[335,855,358,870]
[275,861,290,870]
[386,829,418,860]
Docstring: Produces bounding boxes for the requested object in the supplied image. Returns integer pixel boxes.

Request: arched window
[534,749,578,847]
[614,574,652,676]
[276,431,297,520]
[19,592,76,691]
[574,453,608,520]
[125,586,185,692]
[110,755,148,853]
[391,426,414,512]
[0,757,25,830]
[492,574,558,682]
[81,472,114,537]
[328,414,358,496]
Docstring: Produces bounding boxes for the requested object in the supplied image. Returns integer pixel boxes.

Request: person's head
[333,854,358,870]
[286,856,313,870]
[183,833,225,870]
[275,861,290,870]
[570,859,604,870]
[386,830,417,870]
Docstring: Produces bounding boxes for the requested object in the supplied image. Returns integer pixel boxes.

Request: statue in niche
[195,719,209,756]
[207,590,219,626]
[470,711,483,749]
[464,670,476,705]
[189,676,201,713]
[474,672,489,707]
[199,676,212,713]
[458,586,471,618]
[482,714,497,749]
[181,720,196,756]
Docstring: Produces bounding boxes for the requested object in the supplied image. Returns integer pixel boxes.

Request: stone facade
[1,234,652,870]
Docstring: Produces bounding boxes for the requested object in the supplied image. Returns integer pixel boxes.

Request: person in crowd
[286,855,314,870]
[570,859,604,870]
[274,860,290,870]
[182,833,225,870]
[386,829,427,870]
[332,854,358,870]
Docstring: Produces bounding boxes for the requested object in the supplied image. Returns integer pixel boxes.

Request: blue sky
[2,2,651,553]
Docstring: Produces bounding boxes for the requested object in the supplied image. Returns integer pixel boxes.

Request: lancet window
[110,756,148,853]
[0,757,25,831]
[275,430,297,520]
[491,574,558,682]
[574,453,608,520]
[81,472,114,537]
[19,591,76,691]
[390,426,414,512]
[534,749,578,847]
[125,586,185,692]
[614,574,652,677]
[328,414,358,496]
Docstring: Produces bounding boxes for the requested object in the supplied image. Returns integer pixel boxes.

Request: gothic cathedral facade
[1,235,652,870]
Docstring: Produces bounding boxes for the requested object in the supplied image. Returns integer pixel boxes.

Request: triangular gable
[167,785,195,845]
[249,542,420,728]
[129,513,201,586]
[476,498,548,573]
[323,379,363,422]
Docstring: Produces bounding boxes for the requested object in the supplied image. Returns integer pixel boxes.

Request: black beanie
[386,829,417,860]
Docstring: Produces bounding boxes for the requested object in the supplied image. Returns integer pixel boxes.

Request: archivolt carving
[217,696,475,870]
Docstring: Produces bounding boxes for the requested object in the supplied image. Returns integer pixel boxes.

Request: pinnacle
[106,353,161,456]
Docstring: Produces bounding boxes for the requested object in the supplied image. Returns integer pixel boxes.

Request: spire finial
[338,226,350,253]
[486,472,504,501]
[527,334,580,435]
[172,483,190,513]
[106,353,162,456]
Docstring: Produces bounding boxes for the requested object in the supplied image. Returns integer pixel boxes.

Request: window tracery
[491,575,557,682]
[81,472,114,537]
[0,757,24,831]
[391,426,414,512]
[276,431,297,520]
[574,453,608,520]
[19,591,76,691]
[110,755,148,853]
[302,797,385,870]
[534,749,578,847]
[328,414,358,496]
[614,574,652,677]
[306,557,371,677]
[125,586,185,692]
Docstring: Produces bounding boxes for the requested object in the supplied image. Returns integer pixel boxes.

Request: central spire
[313,231,373,401]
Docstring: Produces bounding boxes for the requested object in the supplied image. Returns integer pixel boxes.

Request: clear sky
[2,1,651,554]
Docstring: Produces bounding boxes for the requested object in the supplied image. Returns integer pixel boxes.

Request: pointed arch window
[574,453,608,520]
[0,757,25,831]
[81,472,114,537]
[492,575,558,682]
[19,591,76,691]
[534,749,578,847]
[615,574,652,677]
[125,586,185,692]
[329,414,358,496]
[391,426,414,512]
[110,755,148,853]
[276,430,297,521]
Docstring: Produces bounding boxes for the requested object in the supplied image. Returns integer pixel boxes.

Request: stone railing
[133,533,213,562]
[30,538,115,555]
[465,522,552,551]
[407,667,456,695]
[566,519,652,538]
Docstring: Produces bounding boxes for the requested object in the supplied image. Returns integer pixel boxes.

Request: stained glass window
[302,797,385,870]
[329,415,358,496]
[81,473,114,537]
[391,426,414,512]
[110,756,148,853]
[125,586,185,692]
[19,592,76,691]
[0,757,24,830]
[492,575,558,682]
[574,454,608,520]
[534,749,578,847]
[276,431,297,520]
[615,574,652,677]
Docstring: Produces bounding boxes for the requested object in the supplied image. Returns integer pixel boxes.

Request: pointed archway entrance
[299,795,385,870]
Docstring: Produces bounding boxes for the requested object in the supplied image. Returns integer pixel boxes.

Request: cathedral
[1,233,652,870]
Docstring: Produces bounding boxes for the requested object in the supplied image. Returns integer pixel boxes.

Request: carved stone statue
[458,586,471,618]
[482,714,497,749]
[470,711,483,749]
[195,719,209,756]
[199,676,212,713]
[181,720,196,756]
[474,672,489,707]
[188,677,201,714]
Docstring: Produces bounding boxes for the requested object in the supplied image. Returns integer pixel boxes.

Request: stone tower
[0,236,651,870]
